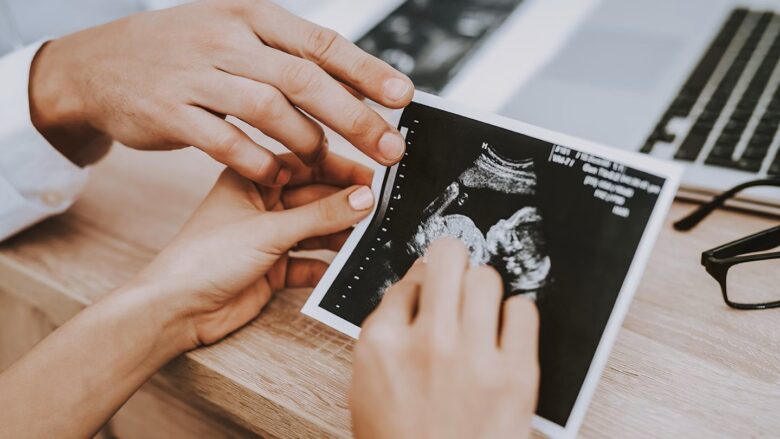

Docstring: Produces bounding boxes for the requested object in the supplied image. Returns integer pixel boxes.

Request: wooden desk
[1,144,779,438]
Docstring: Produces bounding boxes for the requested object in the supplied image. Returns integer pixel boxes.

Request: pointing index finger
[418,238,470,329]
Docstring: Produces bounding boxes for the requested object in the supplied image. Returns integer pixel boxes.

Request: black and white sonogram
[356,0,524,93]
[407,146,551,299]
[317,102,667,428]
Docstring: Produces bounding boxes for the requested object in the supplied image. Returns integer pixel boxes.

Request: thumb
[265,185,375,248]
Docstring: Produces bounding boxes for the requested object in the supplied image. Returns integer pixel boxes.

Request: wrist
[109,279,200,361]
[29,39,111,167]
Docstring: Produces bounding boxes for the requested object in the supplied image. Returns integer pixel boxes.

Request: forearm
[0,284,191,438]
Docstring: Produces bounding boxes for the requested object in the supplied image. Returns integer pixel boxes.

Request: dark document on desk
[303,92,680,438]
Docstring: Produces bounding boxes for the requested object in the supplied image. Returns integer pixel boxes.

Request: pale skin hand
[0,153,375,438]
[350,239,540,439]
[28,0,413,183]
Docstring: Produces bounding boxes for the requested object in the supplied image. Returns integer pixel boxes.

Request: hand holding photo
[302,92,681,439]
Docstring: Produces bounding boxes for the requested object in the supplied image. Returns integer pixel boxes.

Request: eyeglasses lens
[726,258,780,306]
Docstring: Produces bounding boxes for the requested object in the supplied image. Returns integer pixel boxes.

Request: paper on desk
[301,91,681,439]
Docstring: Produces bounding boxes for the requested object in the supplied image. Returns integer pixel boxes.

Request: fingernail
[275,167,291,186]
[378,132,405,162]
[383,77,411,101]
[348,186,374,210]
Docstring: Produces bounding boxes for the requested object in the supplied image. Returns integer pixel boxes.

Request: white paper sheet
[302,91,682,439]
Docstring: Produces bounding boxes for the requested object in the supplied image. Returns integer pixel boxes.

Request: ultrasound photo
[356,0,524,93]
[347,144,551,309]
[315,101,668,427]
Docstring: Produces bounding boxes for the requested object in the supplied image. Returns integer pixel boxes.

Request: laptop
[498,0,780,214]
[329,0,780,214]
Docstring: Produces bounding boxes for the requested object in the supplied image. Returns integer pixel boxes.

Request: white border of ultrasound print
[302,90,682,439]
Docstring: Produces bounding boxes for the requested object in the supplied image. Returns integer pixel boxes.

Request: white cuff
[0,41,89,241]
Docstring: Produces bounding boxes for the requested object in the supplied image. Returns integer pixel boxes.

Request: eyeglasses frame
[674,178,780,310]
[701,226,780,310]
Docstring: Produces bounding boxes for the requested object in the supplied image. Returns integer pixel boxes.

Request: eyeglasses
[674,178,780,310]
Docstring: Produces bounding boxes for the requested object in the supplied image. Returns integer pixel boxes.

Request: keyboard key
[743,145,769,160]
[730,108,752,121]
[719,131,742,145]
[707,96,728,109]
[722,119,746,134]
[710,143,735,158]
[654,130,676,143]
[754,120,778,135]
[705,156,737,168]
[737,157,764,172]
[737,99,757,111]
[759,114,777,125]
[676,130,709,161]
[769,161,780,176]
[705,155,763,172]
[699,109,719,122]
[748,133,773,149]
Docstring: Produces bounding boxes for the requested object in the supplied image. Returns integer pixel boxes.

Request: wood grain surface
[0,143,778,438]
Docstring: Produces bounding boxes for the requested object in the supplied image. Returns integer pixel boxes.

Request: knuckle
[197,35,219,53]
[211,131,243,160]
[250,157,281,183]
[249,87,284,121]
[282,60,322,96]
[315,197,340,224]
[156,99,181,118]
[299,128,327,165]
[197,28,232,54]
[344,105,379,139]
[305,27,341,65]
[348,55,377,85]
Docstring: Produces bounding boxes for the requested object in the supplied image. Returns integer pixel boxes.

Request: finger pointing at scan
[418,238,470,329]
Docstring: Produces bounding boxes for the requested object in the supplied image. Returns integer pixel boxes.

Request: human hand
[350,239,540,439]
[0,153,375,439]
[28,0,413,182]
[129,153,375,348]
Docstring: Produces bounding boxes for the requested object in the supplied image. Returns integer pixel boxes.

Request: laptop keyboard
[642,9,780,176]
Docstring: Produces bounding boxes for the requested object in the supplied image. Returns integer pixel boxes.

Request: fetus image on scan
[346,144,553,312]
[406,145,552,299]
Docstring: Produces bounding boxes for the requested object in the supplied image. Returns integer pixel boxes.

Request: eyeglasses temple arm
[674,191,736,231]
[674,178,780,231]
[709,226,780,259]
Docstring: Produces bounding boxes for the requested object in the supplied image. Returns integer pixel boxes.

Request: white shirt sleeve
[0,41,89,242]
